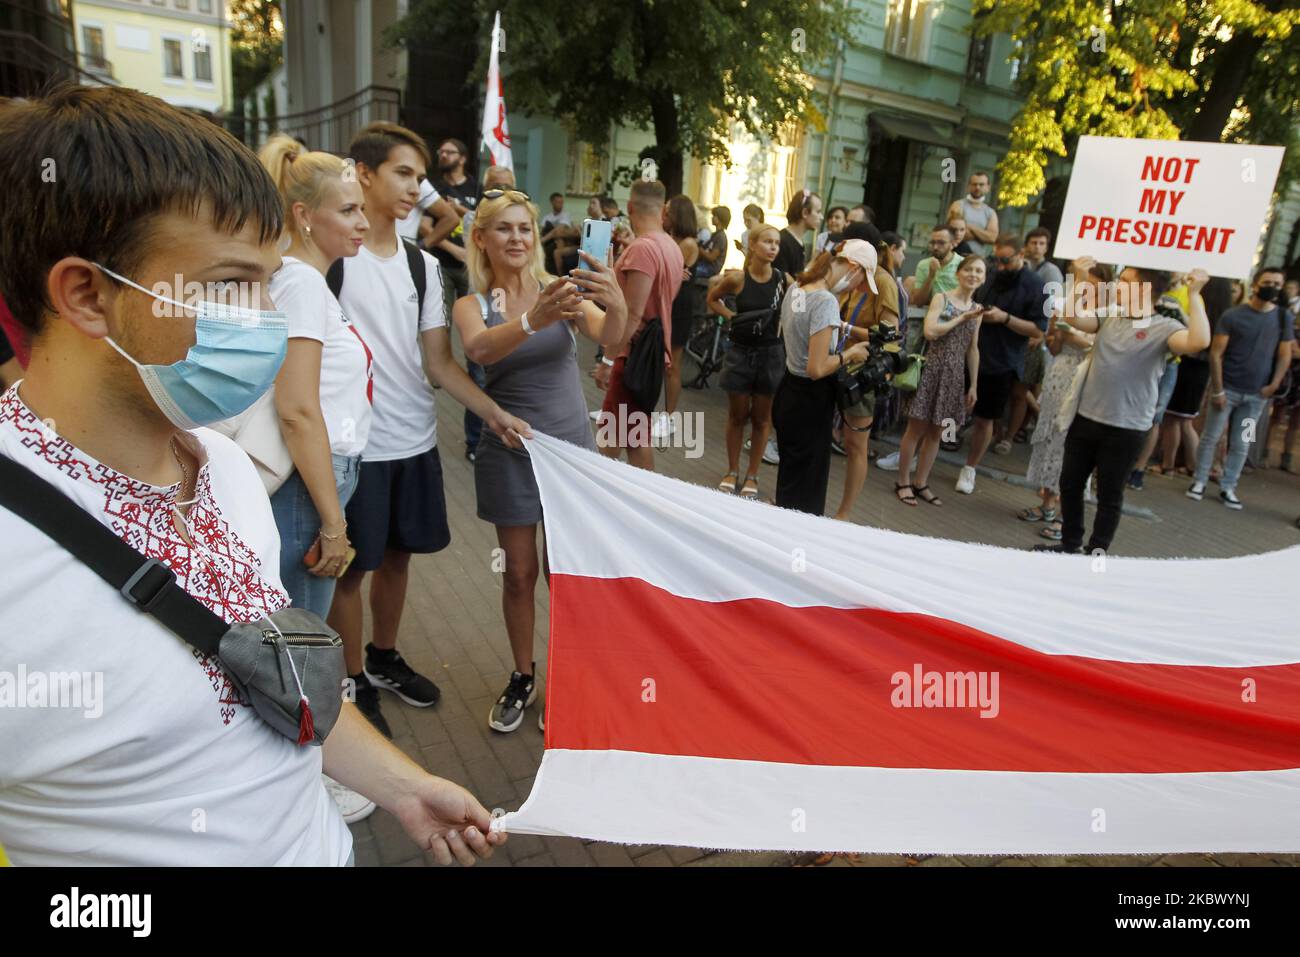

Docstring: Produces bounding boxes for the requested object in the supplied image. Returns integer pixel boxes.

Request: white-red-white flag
[481,12,512,171]
[496,432,1300,854]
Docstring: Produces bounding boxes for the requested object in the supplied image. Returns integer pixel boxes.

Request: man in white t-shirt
[397,176,459,248]
[0,86,504,866]
[328,122,530,739]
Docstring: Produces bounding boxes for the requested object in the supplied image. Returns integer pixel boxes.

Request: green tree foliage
[230,0,283,106]
[972,0,1300,205]
[389,0,858,195]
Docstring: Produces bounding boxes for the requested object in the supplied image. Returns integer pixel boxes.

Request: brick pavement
[348,340,1300,867]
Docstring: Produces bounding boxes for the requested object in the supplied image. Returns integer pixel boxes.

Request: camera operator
[772,244,874,514]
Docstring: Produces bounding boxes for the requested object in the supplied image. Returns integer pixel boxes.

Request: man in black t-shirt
[431,138,479,304]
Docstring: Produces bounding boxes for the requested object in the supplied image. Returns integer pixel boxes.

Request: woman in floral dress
[894,254,986,506]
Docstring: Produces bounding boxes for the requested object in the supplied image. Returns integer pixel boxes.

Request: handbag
[0,455,345,746]
[728,268,786,346]
[210,387,294,494]
[891,349,926,392]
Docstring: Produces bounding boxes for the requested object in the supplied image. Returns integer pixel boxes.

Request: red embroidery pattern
[2,387,289,723]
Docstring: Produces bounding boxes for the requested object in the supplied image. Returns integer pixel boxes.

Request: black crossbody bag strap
[0,455,228,657]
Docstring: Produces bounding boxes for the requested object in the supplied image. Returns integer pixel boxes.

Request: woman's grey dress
[473,288,596,526]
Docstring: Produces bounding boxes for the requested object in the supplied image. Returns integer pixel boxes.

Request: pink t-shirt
[615,230,684,357]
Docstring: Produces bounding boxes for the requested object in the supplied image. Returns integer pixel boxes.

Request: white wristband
[521,312,536,336]
[601,356,615,367]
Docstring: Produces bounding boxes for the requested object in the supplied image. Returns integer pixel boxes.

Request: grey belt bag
[0,454,345,746]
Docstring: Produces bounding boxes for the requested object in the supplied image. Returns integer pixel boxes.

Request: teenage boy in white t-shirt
[327,122,530,738]
[0,86,503,866]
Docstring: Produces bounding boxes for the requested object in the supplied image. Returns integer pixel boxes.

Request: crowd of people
[0,84,1296,868]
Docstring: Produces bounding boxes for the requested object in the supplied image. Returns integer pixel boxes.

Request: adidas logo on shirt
[406,291,419,303]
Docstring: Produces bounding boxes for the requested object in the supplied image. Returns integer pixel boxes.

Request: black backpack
[326,239,427,318]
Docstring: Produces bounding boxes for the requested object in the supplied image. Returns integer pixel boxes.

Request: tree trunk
[649,89,684,196]
[1186,28,1262,142]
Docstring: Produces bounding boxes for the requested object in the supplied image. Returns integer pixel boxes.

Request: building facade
[69,0,232,114]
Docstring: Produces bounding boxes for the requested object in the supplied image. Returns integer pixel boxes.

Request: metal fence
[225,85,403,156]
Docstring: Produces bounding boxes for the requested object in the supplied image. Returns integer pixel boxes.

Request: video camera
[838,324,909,407]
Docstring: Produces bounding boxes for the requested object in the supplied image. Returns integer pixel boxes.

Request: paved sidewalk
[348,341,1300,867]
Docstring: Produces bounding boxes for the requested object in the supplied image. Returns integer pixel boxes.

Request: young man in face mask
[957,236,1050,494]
[0,86,504,867]
[1187,266,1294,509]
[947,172,999,259]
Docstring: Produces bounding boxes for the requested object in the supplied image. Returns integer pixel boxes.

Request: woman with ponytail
[706,222,789,497]
[257,135,372,619]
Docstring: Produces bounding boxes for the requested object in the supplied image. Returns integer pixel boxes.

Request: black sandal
[894,482,918,506]
[914,485,943,507]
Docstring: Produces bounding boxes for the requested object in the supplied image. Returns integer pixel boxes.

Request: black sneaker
[1220,489,1244,510]
[352,673,392,739]
[1127,469,1144,490]
[489,667,537,733]
[831,437,846,456]
[364,644,441,707]
[1032,543,1079,554]
[466,446,476,463]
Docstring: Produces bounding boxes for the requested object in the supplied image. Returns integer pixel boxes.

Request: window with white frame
[81,26,106,67]
[194,43,212,82]
[565,140,604,196]
[885,0,934,62]
[163,38,184,78]
[198,0,213,11]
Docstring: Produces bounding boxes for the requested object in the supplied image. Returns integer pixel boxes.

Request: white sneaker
[762,437,780,465]
[589,409,602,422]
[538,710,545,732]
[651,410,676,440]
[323,774,376,824]
[955,465,976,494]
[1084,476,1096,505]
[876,451,900,471]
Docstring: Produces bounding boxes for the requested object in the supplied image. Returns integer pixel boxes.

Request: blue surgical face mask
[96,264,288,430]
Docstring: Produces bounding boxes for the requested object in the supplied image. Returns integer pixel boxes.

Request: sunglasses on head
[483,188,530,202]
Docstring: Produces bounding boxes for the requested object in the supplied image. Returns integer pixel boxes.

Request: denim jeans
[270,453,362,619]
[1193,389,1267,492]
[1152,359,1179,424]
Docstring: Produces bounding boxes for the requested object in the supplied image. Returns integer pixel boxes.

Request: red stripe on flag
[547,575,1300,773]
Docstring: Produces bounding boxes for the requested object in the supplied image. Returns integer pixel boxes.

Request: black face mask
[1257,285,1282,303]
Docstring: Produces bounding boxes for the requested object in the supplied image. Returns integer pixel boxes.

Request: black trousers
[773,372,836,515]
[1059,415,1147,552]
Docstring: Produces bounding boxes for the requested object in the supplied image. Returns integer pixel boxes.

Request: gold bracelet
[320,524,347,541]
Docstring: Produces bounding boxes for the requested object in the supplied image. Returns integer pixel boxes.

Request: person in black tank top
[664,195,701,424]
[706,224,788,498]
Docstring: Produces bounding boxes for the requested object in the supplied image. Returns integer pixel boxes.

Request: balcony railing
[0,28,117,95]
[225,85,403,156]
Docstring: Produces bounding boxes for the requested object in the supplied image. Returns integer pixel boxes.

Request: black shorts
[974,370,1018,421]
[346,447,451,571]
[720,341,785,396]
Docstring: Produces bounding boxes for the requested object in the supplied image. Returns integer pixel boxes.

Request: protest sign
[1055,136,1284,277]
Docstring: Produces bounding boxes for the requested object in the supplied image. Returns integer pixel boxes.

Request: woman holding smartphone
[1020,259,1108,539]
[771,245,872,514]
[451,189,628,734]
[894,254,986,506]
[259,135,373,618]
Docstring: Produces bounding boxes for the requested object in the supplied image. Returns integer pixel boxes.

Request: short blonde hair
[465,191,551,295]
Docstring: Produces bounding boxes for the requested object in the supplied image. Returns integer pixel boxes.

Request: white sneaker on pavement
[762,437,780,465]
[323,774,376,824]
[876,451,900,471]
[955,465,976,494]
[651,410,676,441]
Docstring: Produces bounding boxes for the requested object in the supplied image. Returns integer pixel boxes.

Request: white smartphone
[577,218,612,270]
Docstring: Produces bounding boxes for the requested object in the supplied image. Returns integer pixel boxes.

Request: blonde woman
[259,133,373,824]
[451,189,628,734]
[258,134,372,620]
[706,222,790,496]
